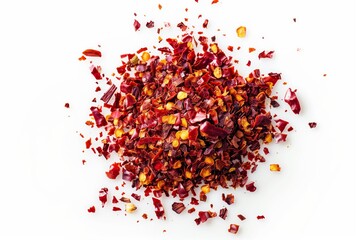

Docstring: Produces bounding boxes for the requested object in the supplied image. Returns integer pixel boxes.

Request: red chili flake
[323,73,327,77]
[172,202,186,214]
[284,88,301,114]
[112,207,121,211]
[82,159,86,165]
[136,47,148,54]
[177,22,188,31]
[257,215,265,220]
[249,47,256,53]
[275,133,287,143]
[146,21,154,28]
[120,197,131,203]
[95,86,101,92]
[87,206,96,213]
[219,208,228,220]
[142,213,148,219]
[79,55,86,61]
[195,211,217,225]
[158,3,162,10]
[190,197,199,205]
[90,65,102,80]
[202,19,209,28]
[82,49,102,57]
[237,214,246,221]
[228,224,239,234]
[212,0,219,4]
[64,103,70,108]
[188,207,196,214]
[112,196,118,204]
[222,194,235,205]
[131,193,141,201]
[246,60,251,66]
[245,182,257,192]
[308,122,317,128]
[258,50,274,59]
[227,46,234,52]
[85,138,92,149]
[99,188,108,207]
[288,126,294,132]
[106,162,120,179]
[152,198,165,219]
[275,119,289,132]
[263,147,269,155]
[134,19,141,31]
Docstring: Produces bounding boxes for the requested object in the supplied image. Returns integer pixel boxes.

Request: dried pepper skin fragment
[258,51,274,59]
[308,122,317,128]
[172,202,186,214]
[284,88,301,114]
[87,206,96,213]
[99,188,108,208]
[82,49,102,57]
[152,198,165,219]
[228,224,239,234]
[106,162,121,179]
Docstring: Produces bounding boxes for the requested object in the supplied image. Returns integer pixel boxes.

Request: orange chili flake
[270,164,281,171]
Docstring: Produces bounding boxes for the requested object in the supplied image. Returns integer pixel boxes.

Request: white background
[0,0,359,239]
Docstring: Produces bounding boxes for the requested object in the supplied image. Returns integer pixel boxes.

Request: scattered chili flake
[190,197,199,205]
[212,0,219,4]
[323,73,327,77]
[79,55,86,61]
[257,215,265,220]
[293,18,297,22]
[120,197,131,203]
[237,214,246,221]
[270,164,281,172]
[106,162,121,179]
[142,213,148,219]
[308,122,317,128]
[112,196,119,204]
[188,208,196,214]
[245,182,257,192]
[146,21,154,28]
[152,198,165,219]
[258,50,274,59]
[222,194,235,205]
[172,202,186,214]
[275,119,289,132]
[219,208,228,220]
[64,103,70,108]
[249,47,256,53]
[112,207,122,211]
[195,211,217,225]
[131,193,141,201]
[263,147,269,155]
[158,3,162,10]
[227,46,234,52]
[284,88,301,114]
[228,224,239,234]
[236,26,246,38]
[90,65,102,80]
[134,19,141,31]
[99,188,108,207]
[82,49,102,57]
[85,138,92,149]
[82,159,86,165]
[87,206,96,213]
[246,60,251,66]
[202,19,209,28]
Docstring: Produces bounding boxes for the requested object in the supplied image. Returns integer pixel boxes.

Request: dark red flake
[112,196,118,204]
[131,193,141,201]
[228,224,239,234]
[275,119,289,132]
[172,202,186,214]
[112,207,121,211]
[202,19,209,28]
[87,206,96,213]
[64,103,70,108]
[257,215,265,220]
[284,88,301,114]
[188,207,196,214]
[219,208,228,220]
[120,197,131,203]
[190,197,199,205]
[237,214,246,221]
[99,188,108,207]
[258,50,274,59]
[222,193,235,205]
[90,65,102,80]
[308,122,317,128]
[246,182,257,192]
[152,198,165,219]
[85,138,92,149]
[195,211,217,225]
[146,21,154,28]
[134,19,141,31]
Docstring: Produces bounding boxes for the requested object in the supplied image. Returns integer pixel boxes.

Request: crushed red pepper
[79,9,306,234]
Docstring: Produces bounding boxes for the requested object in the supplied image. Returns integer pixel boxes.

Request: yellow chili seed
[125,203,137,213]
[172,139,180,148]
[180,130,189,140]
[141,52,150,61]
[213,67,222,79]
[177,91,188,100]
[185,170,192,179]
[173,160,182,169]
[114,128,123,138]
[200,167,211,178]
[270,164,281,171]
[181,118,188,128]
[204,156,214,165]
[201,184,210,194]
[236,26,246,38]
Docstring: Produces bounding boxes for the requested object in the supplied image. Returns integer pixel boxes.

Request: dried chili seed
[236,26,246,38]
[87,206,96,213]
[228,224,239,234]
[284,88,301,114]
[125,203,137,213]
[308,122,317,128]
[270,164,281,171]
[172,202,186,214]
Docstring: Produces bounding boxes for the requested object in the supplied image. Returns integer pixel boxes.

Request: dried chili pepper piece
[87,206,96,213]
[219,208,228,220]
[257,215,265,220]
[228,224,239,234]
[172,202,186,214]
[106,162,120,179]
[134,19,141,31]
[82,49,102,57]
[152,198,165,219]
[99,188,108,207]
[308,122,317,128]
[237,214,246,221]
[258,50,274,59]
[284,88,301,114]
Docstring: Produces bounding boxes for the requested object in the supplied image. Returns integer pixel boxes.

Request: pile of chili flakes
[76,4,304,235]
